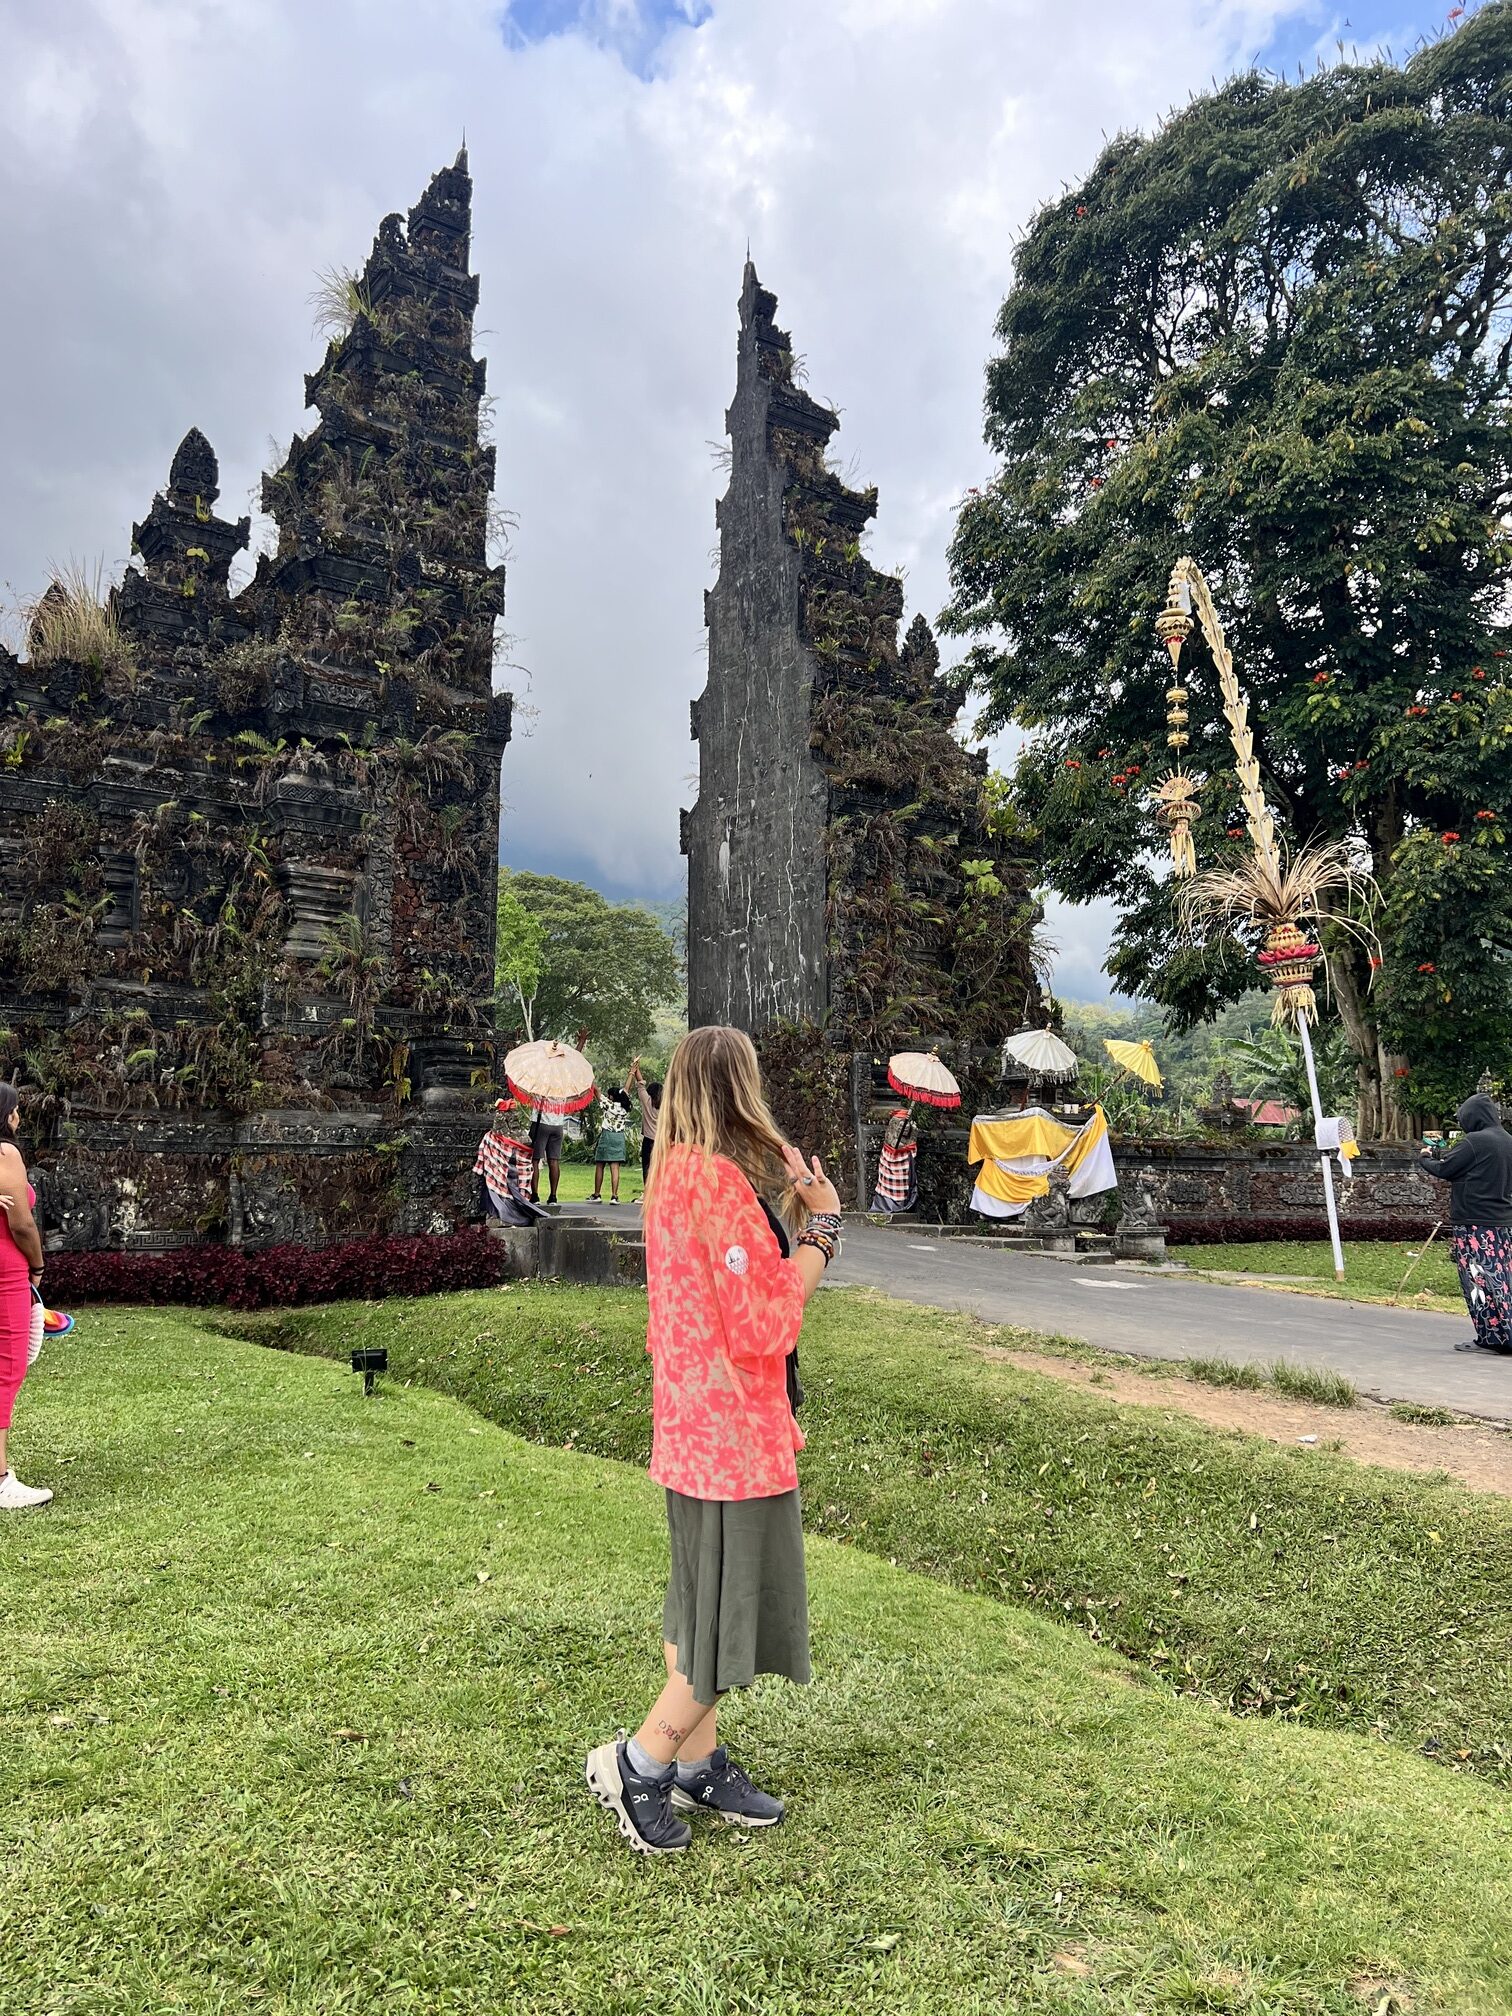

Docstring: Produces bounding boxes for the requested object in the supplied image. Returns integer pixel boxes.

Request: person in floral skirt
[1420,1091,1512,1355]
[585,1025,842,1854]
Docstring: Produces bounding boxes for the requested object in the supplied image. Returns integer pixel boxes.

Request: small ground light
[352,1345,388,1397]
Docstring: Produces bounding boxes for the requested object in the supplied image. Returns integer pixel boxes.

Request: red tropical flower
[1441,831,1461,844]
[1311,671,1331,686]
[1065,759,1081,770]
[1473,667,1488,680]
[1450,691,1463,701]
[1477,809,1497,821]
[1417,962,1437,974]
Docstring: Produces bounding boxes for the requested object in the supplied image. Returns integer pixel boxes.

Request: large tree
[944,14,1512,1133]
[497,871,682,1066]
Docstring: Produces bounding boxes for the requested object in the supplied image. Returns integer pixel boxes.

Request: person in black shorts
[530,1106,566,1205]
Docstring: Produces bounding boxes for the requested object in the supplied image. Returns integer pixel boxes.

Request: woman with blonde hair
[586,1025,842,1854]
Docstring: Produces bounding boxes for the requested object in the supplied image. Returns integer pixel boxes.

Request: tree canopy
[496,871,683,1067]
[944,12,1512,1131]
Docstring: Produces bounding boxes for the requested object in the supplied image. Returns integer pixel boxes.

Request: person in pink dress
[585,1025,843,1855]
[0,1085,51,1510]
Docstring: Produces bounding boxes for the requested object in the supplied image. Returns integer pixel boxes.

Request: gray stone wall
[872,1120,1444,1232]
[685,265,830,1033]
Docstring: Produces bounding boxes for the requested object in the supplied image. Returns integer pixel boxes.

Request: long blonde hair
[644,1025,808,1232]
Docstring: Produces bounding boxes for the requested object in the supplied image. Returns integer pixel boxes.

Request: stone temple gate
[0,154,512,1249]
[683,265,1039,1184]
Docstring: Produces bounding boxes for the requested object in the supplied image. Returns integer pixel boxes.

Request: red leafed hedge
[42,1229,509,1311]
[1163,1215,1438,1246]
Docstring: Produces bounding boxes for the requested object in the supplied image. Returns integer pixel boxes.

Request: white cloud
[0,0,1309,999]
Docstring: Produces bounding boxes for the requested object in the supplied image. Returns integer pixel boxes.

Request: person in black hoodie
[1420,1093,1512,1354]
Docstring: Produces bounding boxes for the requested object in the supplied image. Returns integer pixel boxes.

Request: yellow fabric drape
[968,1113,1078,1164]
[973,1163,1052,1205]
[1058,1106,1109,1176]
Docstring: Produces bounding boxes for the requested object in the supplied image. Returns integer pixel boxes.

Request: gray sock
[625,1735,672,1781]
[675,1749,718,1785]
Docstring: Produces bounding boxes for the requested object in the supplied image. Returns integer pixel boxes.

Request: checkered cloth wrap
[872,1141,918,1211]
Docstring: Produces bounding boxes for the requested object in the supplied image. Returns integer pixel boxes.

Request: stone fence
[876,1123,1446,1237]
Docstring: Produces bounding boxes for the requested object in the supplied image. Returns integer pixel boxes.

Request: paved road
[828,1222,1511,1420]
[557,1201,1507,1419]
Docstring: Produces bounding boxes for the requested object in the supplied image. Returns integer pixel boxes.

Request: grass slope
[3,1310,1512,2013]
[236,1285,1512,1780]
[1184,1240,1461,1313]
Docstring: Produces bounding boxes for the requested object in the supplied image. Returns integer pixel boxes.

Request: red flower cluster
[1105,436,1117,450]
[1311,672,1331,686]
[1075,204,1087,217]
[1369,955,1383,969]
[1225,826,1245,838]
[1097,747,1110,757]
[1089,476,1104,490]
[1355,759,1369,770]
[1394,1065,1411,1078]
[43,1229,510,1312]
[1451,691,1464,701]
[1406,704,1429,717]
[1441,831,1461,844]
[1474,667,1488,680]
[1477,809,1498,821]
[1417,962,1437,974]
[1127,764,1141,776]
[1065,759,1082,770]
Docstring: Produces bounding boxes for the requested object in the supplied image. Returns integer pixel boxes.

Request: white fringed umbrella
[1001,1027,1079,1084]
[504,1039,596,1119]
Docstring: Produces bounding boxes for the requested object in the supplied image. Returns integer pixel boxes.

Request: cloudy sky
[1,0,1447,999]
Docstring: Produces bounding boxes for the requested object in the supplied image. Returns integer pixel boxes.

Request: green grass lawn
[235,1285,1512,1783]
[1183,1239,1462,1312]
[5,1307,1512,2013]
[539,1158,643,1204]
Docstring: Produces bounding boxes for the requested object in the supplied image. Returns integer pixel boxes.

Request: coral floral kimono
[645,1144,805,1502]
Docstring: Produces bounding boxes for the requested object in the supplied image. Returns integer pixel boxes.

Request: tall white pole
[1296,1014,1345,1281]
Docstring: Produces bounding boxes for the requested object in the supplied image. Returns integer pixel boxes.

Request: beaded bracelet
[797,1210,844,1266]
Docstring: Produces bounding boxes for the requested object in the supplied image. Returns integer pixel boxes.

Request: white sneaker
[0,1470,53,1510]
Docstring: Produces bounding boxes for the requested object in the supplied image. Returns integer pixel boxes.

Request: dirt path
[983,1345,1512,1497]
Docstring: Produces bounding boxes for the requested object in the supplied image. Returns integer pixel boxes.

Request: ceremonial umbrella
[887,1051,962,1110]
[1103,1038,1163,1092]
[504,1039,596,1118]
[1001,1027,1079,1084]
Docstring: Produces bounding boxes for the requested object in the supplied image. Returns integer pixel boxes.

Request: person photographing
[1420,1091,1512,1355]
[585,1025,842,1854]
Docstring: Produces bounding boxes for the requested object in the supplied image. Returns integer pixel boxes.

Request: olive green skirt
[662,1487,811,1707]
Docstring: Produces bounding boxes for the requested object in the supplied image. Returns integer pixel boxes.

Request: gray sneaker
[670,1747,784,1827]
[585,1739,692,1855]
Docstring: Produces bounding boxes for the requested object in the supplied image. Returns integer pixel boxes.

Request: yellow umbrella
[1103,1038,1163,1092]
[504,1039,596,1118]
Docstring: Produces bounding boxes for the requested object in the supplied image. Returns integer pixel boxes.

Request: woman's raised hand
[781,1145,842,1216]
